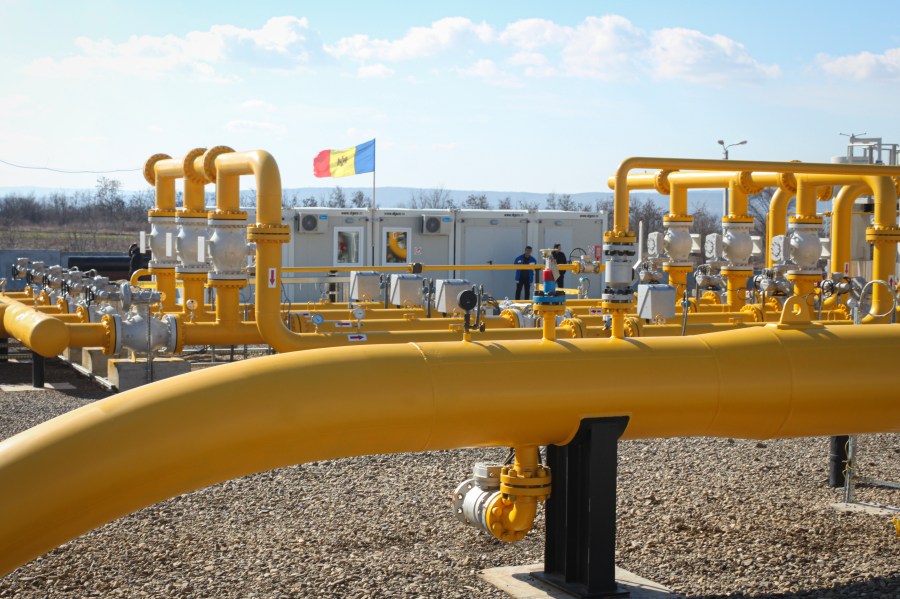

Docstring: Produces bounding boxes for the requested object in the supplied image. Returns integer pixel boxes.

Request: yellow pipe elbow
[3,300,69,357]
[766,188,794,268]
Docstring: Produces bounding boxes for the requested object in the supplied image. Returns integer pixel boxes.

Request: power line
[0,158,141,175]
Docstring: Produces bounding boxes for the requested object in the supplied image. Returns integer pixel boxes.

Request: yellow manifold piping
[0,321,899,574]
[1,297,109,357]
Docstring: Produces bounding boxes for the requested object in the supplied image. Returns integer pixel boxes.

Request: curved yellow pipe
[1,323,899,574]
[766,188,794,269]
[830,185,868,277]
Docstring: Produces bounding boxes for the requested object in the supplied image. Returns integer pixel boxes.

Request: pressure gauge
[185,299,198,311]
[311,313,325,326]
[352,307,367,320]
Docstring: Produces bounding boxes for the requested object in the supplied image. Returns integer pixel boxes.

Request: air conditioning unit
[296,212,327,234]
[421,215,452,236]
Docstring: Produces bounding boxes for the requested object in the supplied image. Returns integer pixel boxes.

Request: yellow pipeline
[766,187,795,268]
[143,154,179,310]
[830,184,868,278]
[1,297,109,357]
[1,318,899,574]
[297,314,517,334]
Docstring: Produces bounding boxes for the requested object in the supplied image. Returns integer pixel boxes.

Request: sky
[1,0,900,194]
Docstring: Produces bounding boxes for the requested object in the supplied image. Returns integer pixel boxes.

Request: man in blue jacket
[514,246,537,300]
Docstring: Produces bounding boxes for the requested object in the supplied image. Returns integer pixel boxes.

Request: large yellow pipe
[1,297,108,356]
[863,175,899,322]
[0,322,898,574]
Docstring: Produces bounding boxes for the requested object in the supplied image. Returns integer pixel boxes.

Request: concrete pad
[832,501,900,516]
[82,349,110,377]
[108,358,191,391]
[61,346,84,366]
[480,564,676,599]
[1,382,76,392]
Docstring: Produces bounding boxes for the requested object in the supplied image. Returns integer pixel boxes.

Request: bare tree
[350,190,371,208]
[409,187,456,209]
[545,192,558,210]
[497,196,512,210]
[748,188,775,238]
[463,193,490,209]
[301,196,318,207]
[557,193,576,211]
[518,198,540,211]
[327,186,347,208]
[691,202,720,255]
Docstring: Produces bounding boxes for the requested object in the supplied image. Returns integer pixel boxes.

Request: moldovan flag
[313,139,375,178]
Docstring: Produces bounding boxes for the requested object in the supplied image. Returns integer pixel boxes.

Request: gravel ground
[0,357,898,598]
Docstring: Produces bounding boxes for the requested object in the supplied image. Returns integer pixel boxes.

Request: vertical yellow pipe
[766,188,794,269]
[830,184,867,276]
[216,286,241,326]
[863,175,899,322]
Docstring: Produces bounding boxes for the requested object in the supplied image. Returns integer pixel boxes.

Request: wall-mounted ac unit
[421,215,452,236]
[296,213,327,234]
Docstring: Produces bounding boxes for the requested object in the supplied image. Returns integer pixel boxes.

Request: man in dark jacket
[128,243,142,277]
[552,243,568,288]
[514,246,537,300]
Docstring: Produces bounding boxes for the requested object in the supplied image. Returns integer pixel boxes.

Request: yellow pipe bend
[0,323,899,574]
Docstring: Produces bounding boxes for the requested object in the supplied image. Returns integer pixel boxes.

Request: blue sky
[1,1,900,193]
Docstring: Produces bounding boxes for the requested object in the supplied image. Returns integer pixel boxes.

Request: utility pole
[718,139,747,217]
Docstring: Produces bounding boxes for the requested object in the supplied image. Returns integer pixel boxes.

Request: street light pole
[717,139,747,216]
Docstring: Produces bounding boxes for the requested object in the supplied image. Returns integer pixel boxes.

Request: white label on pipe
[890,275,896,289]
[347,334,367,342]
[140,230,146,252]
[589,307,603,315]
[268,267,277,288]
[334,321,353,328]
[198,236,206,263]
[165,232,173,257]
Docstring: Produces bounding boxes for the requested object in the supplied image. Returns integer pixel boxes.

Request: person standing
[128,243,142,277]
[552,243,568,288]
[514,246,537,300]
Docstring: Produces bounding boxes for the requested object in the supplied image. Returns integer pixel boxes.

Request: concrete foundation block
[82,349,110,377]
[108,358,191,392]
[61,346,84,366]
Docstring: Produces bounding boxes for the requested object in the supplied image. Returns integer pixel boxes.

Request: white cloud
[240,99,276,112]
[650,28,780,83]
[559,16,647,80]
[357,63,395,79]
[327,17,493,61]
[453,59,522,88]
[497,16,779,84]
[499,18,572,50]
[226,119,287,136]
[818,48,900,80]
[432,142,461,151]
[24,16,324,81]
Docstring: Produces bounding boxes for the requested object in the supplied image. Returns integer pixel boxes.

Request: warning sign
[594,245,603,260]
[267,268,277,288]
[348,334,367,342]
[414,246,423,256]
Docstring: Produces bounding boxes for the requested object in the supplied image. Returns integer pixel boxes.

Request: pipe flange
[182,148,208,185]
[739,304,766,322]
[170,314,185,354]
[207,277,248,287]
[701,290,722,304]
[663,214,692,224]
[202,146,236,183]
[55,297,68,313]
[865,226,900,244]
[736,171,763,195]
[777,172,797,194]
[788,215,824,225]
[247,223,291,244]
[209,209,248,221]
[100,313,119,355]
[817,185,834,201]
[603,230,636,244]
[654,169,673,195]
[143,153,172,186]
[623,316,642,337]
[558,317,584,338]
[892,176,900,196]
[830,304,851,321]
[498,465,551,500]
[721,215,754,224]
[147,209,178,219]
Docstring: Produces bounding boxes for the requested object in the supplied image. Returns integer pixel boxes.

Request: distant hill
[0,185,726,216]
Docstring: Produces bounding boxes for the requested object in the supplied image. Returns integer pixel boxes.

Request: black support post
[828,435,849,488]
[537,416,630,599]
[31,351,45,389]
[0,337,8,362]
